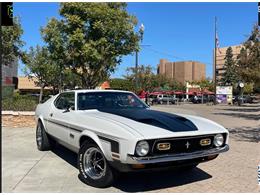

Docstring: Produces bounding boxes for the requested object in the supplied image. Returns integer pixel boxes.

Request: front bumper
[126,144,229,164]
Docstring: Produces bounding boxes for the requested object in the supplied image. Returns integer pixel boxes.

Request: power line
[143,46,213,66]
[143,47,185,60]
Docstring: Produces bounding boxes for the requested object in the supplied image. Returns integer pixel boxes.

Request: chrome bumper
[126,145,229,164]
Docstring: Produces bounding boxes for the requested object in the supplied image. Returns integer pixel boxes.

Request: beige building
[18,76,111,94]
[18,77,52,94]
[158,59,206,84]
[213,44,243,85]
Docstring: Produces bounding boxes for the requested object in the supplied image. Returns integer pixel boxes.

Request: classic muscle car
[35,90,229,188]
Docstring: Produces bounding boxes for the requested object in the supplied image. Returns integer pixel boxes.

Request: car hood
[86,108,228,139]
[97,108,197,132]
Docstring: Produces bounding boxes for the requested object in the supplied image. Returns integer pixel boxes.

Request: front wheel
[78,142,115,188]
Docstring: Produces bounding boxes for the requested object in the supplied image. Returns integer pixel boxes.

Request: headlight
[135,141,149,156]
[213,134,224,147]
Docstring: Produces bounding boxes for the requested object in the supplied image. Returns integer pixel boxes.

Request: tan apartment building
[213,44,243,85]
[158,59,206,84]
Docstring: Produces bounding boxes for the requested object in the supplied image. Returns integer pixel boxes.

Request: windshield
[77,92,148,110]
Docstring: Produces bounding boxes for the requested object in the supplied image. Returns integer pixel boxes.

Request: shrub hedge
[2,94,38,111]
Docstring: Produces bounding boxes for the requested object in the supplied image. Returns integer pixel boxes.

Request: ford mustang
[35,90,229,188]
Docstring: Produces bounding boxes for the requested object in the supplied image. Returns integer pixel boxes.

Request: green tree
[23,46,61,102]
[63,69,83,90]
[109,78,135,91]
[221,47,238,85]
[243,83,254,94]
[237,24,260,86]
[125,65,155,92]
[2,17,25,66]
[151,74,171,91]
[41,2,139,89]
[124,65,183,92]
[24,45,83,101]
[190,78,214,91]
[168,79,185,91]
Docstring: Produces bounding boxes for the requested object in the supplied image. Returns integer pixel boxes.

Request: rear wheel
[78,142,115,188]
[36,120,54,151]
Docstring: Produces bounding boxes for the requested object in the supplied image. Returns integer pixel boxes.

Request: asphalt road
[2,103,260,192]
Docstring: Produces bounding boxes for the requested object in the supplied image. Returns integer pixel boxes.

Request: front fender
[79,130,114,161]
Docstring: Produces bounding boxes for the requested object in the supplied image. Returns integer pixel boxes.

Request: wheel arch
[37,115,47,130]
[78,131,111,161]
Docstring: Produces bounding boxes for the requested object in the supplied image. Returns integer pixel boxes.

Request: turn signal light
[200,138,211,146]
[157,143,171,151]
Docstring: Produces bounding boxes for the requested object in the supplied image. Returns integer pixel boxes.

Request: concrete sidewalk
[2,111,35,116]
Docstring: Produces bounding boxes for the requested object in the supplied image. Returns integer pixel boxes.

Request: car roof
[63,89,133,94]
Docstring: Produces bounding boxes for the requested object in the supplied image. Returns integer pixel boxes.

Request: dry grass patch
[2,115,36,128]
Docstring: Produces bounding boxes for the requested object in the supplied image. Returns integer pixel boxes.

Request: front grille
[151,134,219,155]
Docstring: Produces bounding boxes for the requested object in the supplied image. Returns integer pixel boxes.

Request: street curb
[2,111,35,116]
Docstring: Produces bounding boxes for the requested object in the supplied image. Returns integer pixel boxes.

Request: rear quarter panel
[35,95,57,130]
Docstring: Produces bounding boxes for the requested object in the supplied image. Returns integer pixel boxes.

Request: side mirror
[63,105,74,113]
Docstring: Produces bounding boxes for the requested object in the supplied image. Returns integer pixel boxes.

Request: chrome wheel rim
[36,124,42,147]
[83,147,106,180]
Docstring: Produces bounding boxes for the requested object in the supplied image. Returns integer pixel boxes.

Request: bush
[2,94,38,111]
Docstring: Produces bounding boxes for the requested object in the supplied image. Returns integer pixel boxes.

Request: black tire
[78,142,115,188]
[36,120,54,151]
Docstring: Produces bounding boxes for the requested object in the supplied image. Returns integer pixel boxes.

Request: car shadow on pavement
[51,144,212,192]
[51,144,78,169]
[113,168,212,192]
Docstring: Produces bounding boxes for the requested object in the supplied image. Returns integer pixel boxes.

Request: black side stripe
[44,118,120,153]
[45,119,82,133]
[98,136,119,154]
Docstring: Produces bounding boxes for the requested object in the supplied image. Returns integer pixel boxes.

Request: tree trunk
[81,76,87,89]
[39,85,44,103]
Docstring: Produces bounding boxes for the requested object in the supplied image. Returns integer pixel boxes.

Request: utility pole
[214,16,217,105]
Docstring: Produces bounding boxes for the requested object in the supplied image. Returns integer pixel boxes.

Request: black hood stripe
[97,108,198,132]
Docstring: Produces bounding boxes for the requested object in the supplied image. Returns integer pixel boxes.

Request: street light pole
[135,23,145,90]
[135,50,138,89]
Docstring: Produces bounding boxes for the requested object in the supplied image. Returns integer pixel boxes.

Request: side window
[54,92,75,110]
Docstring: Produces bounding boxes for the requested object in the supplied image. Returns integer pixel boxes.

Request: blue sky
[14,2,258,79]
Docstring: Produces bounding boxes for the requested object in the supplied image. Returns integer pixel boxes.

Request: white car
[35,90,229,188]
